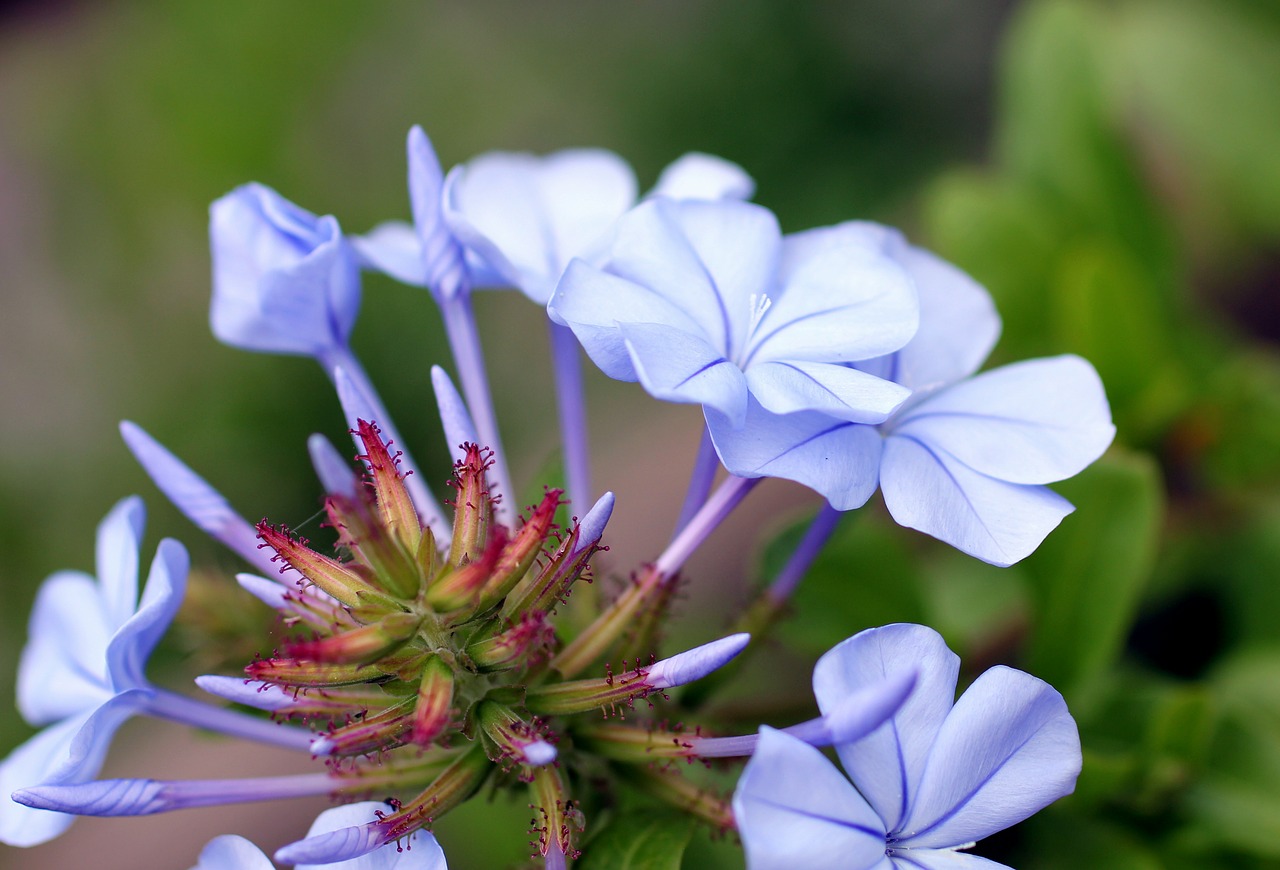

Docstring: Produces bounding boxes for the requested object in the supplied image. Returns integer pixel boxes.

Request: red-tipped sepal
[285,612,422,665]
[411,656,456,747]
[449,444,496,565]
[353,419,424,556]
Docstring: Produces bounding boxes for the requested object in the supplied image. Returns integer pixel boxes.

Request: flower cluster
[2,125,1112,868]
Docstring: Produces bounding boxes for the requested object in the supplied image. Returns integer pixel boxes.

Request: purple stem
[145,689,316,752]
[654,475,759,577]
[671,425,720,537]
[548,321,591,514]
[438,292,516,526]
[765,502,843,605]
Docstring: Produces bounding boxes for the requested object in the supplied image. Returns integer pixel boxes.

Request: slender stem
[765,502,843,605]
[439,293,516,527]
[322,347,448,538]
[145,689,316,752]
[672,426,719,537]
[146,772,335,810]
[548,321,591,513]
[654,475,759,577]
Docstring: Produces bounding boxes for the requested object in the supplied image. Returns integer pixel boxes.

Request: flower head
[210,182,361,358]
[708,225,1114,565]
[549,200,918,428]
[733,624,1081,869]
[0,497,187,846]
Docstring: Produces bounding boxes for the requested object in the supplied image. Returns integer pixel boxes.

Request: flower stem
[145,689,316,752]
[671,426,719,537]
[548,321,592,515]
[655,475,758,577]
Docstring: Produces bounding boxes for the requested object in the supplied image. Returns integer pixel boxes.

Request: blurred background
[1,0,1278,867]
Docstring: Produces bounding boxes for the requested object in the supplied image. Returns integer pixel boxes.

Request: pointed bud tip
[523,740,558,767]
[576,491,615,550]
[647,633,750,690]
[275,823,386,865]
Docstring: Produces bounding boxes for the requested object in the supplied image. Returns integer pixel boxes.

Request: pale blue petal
[746,222,917,366]
[297,801,448,870]
[900,667,1080,850]
[550,260,707,380]
[17,572,112,725]
[705,400,881,511]
[812,624,960,835]
[353,221,426,286]
[445,149,636,304]
[890,849,1012,870]
[883,244,1001,391]
[605,198,779,360]
[892,356,1115,485]
[733,727,887,870]
[431,365,479,463]
[880,436,1076,567]
[746,360,910,423]
[309,433,359,499]
[0,691,147,846]
[210,184,359,356]
[649,152,755,202]
[106,539,188,691]
[407,126,469,301]
[621,322,748,424]
[95,496,145,632]
[191,834,276,870]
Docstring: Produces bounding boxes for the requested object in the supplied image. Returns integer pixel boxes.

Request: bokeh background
[2,1,1279,867]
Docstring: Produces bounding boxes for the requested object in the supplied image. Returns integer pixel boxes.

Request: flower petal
[549,259,706,380]
[0,691,147,846]
[746,360,910,423]
[880,436,1075,567]
[650,152,755,201]
[106,539,189,691]
[17,572,113,725]
[746,222,917,366]
[605,198,779,360]
[191,834,277,870]
[900,667,1080,850]
[734,727,888,870]
[892,356,1115,485]
[890,849,1012,870]
[95,496,145,632]
[445,149,636,304]
[353,221,426,286]
[621,322,748,424]
[812,624,960,836]
[706,400,882,511]
[296,801,449,869]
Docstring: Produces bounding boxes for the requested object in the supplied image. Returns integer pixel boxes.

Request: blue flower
[708,224,1114,565]
[733,624,1081,870]
[191,802,447,870]
[0,497,187,846]
[210,182,361,359]
[548,200,918,428]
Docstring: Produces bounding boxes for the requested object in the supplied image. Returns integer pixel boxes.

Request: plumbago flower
[191,802,446,870]
[733,624,1082,869]
[706,222,1115,566]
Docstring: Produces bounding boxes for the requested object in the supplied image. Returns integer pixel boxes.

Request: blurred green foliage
[2,0,1279,867]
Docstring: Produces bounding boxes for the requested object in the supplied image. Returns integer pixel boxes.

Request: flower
[210,182,361,359]
[548,199,918,429]
[733,623,1081,869]
[708,223,1114,565]
[191,802,447,870]
[0,497,188,846]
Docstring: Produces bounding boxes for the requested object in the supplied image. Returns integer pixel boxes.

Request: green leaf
[1024,449,1164,704]
[576,809,696,870]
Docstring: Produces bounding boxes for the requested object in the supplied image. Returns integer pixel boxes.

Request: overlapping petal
[105,538,189,691]
[734,727,888,870]
[706,400,882,511]
[890,355,1116,485]
[812,624,960,835]
[191,835,277,870]
[210,183,360,357]
[745,360,910,423]
[650,152,755,202]
[621,322,747,423]
[17,572,113,725]
[879,436,1076,567]
[295,801,448,870]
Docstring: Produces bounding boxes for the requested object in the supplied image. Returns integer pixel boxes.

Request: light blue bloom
[733,624,1081,870]
[708,224,1114,566]
[191,802,447,870]
[0,497,187,846]
[210,182,361,359]
[548,199,918,429]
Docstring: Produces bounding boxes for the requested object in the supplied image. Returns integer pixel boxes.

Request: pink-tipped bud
[411,656,456,746]
[353,419,423,556]
[284,612,421,665]
[646,633,751,690]
[449,443,496,564]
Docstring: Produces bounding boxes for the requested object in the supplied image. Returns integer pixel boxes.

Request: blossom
[191,802,447,870]
[210,182,361,359]
[548,199,918,429]
[733,623,1081,869]
[708,223,1114,565]
[0,497,188,846]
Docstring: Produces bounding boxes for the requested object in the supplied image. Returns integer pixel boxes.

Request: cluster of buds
[199,419,748,863]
